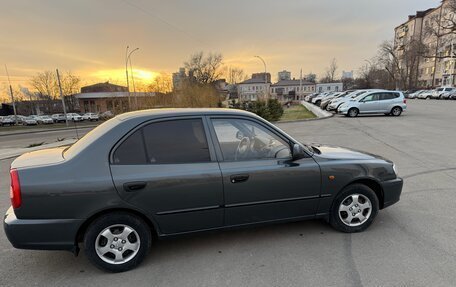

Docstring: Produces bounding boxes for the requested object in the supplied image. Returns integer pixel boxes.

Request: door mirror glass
[292,144,306,161]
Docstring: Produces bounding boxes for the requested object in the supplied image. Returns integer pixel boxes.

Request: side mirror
[292,144,307,161]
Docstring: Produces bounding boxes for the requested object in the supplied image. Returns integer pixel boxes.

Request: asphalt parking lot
[1,99,456,287]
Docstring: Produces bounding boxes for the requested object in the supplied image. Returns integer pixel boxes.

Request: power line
[120,0,207,46]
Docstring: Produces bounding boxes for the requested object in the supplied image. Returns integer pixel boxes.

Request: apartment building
[237,73,271,101]
[394,1,456,88]
[270,79,315,102]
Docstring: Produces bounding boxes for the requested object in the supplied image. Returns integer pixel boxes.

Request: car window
[362,93,379,102]
[142,119,210,164]
[211,118,291,161]
[112,129,148,165]
[112,118,210,165]
[380,93,397,100]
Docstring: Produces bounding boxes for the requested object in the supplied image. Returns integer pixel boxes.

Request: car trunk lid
[11,147,67,169]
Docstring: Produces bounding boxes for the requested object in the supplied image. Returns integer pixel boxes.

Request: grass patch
[27,142,45,148]
[280,105,316,121]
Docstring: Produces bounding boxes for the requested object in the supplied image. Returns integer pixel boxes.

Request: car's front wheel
[84,212,152,272]
[347,108,359,117]
[330,184,379,233]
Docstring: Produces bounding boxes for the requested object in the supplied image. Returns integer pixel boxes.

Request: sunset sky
[0,0,438,100]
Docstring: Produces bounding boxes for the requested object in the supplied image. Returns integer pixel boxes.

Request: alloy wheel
[95,224,141,265]
[338,194,372,227]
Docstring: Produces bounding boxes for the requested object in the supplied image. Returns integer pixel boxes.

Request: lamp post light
[254,55,268,99]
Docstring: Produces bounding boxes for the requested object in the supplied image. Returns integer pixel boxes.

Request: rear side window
[112,129,147,165]
[380,93,399,100]
[112,118,210,165]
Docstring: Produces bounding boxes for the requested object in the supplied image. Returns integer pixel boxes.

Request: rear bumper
[3,206,83,252]
[380,177,403,209]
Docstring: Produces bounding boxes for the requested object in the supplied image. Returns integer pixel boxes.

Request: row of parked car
[304,89,407,117]
[406,87,456,100]
[0,112,102,126]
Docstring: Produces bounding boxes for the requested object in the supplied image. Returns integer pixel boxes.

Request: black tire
[347,108,359,117]
[330,184,379,233]
[84,212,152,272]
[315,100,321,106]
[391,106,402,116]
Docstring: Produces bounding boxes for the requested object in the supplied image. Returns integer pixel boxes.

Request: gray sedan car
[4,109,403,272]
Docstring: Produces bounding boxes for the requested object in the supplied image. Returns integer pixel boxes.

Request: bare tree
[29,70,81,111]
[322,58,338,83]
[147,73,173,94]
[378,39,424,90]
[227,67,247,84]
[304,73,317,83]
[184,52,224,84]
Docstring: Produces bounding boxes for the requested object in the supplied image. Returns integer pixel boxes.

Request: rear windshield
[63,117,120,159]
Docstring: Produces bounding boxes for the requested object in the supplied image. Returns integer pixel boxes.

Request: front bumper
[3,206,83,252]
[380,177,403,209]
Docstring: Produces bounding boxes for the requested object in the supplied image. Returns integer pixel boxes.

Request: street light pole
[4,65,18,125]
[254,55,268,99]
[125,46,130,109]
[127,47,139,110]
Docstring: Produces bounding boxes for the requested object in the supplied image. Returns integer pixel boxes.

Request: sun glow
[90,68,158,83]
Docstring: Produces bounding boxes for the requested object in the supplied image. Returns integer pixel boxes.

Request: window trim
[110,116,217,165]
[206,116,295,162]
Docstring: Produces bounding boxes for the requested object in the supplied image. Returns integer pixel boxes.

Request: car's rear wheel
[330,184,379,233]
[84,212,151,272]
[391,106,402,116]
[347,108,359,117]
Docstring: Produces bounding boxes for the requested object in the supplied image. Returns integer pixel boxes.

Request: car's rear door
[208,116,321,226]
[110,116,224,235]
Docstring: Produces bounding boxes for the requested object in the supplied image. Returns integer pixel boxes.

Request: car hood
[310,144,390,162]
[11,147,67,169]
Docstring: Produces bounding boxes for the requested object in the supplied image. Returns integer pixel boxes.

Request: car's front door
[359,93,381,113]
[208,117,321,226]
[110,117,224,235]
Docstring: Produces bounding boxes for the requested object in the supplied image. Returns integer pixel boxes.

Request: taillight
[403,99,407,104]
[10,169,21,209]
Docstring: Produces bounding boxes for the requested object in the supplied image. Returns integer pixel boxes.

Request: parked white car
[1,116,16,126]
[52,114,67,123]
[417,90,433,99]
[408,90,425,99]
[312,92,334,106]
[37,115,54,124]
[22,116,38,126]
[66,113,83,122]
[338,90,407,117]
[82,113,99,121]
[327,90,370,111]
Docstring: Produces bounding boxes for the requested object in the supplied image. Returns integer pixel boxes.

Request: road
[1,100,456,287]
[0,127,92,149]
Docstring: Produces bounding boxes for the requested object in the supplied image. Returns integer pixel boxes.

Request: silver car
[338,91,407,117]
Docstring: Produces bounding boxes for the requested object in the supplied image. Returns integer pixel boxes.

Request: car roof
[116,108,258,121]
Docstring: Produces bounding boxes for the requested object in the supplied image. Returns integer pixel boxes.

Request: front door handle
[230,174,249,184]
[124,181,147,192]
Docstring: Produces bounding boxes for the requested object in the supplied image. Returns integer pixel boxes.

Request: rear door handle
[123,181,147,192]
[230,174,249,184]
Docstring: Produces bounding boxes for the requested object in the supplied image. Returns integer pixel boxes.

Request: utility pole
[4,65,18,125]
[56,69,69,126]
[299,68,303,101]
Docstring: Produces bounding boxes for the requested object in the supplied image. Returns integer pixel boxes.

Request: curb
[300,101,333,118]
[0,125,97,137]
